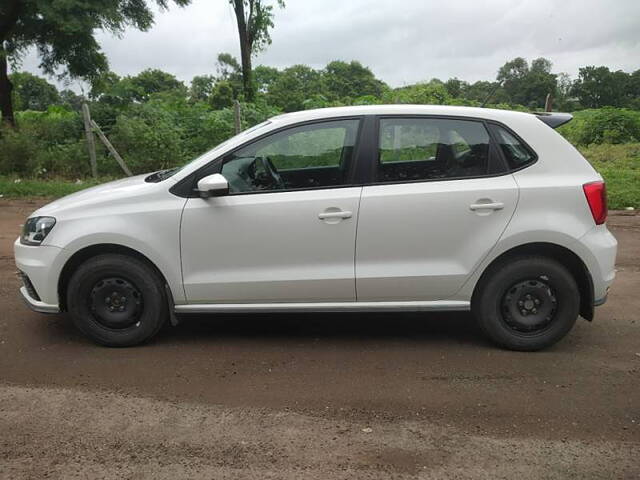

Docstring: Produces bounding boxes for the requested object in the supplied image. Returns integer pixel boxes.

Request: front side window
[220,119,360,193]
[377,118,492,183]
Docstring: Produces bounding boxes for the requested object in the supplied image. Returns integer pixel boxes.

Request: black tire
[473,255,580,351]
[67,254,168,347]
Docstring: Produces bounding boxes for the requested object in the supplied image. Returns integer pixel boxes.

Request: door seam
[353,186,364,301]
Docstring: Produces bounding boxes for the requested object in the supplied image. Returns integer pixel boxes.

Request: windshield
[144,120,273,183]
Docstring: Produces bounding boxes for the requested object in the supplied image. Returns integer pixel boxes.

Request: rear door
[355,116,518,301]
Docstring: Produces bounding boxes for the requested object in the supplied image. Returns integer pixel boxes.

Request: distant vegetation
[0,56,638,208]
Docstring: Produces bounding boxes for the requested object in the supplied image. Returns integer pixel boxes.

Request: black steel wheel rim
[501,277,557,334]
[89,277,143,329]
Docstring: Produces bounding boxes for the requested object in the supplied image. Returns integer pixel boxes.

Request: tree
[0,0,190,127]
[10,71,59,111]
[128,68,186,102]
[253,65,280,94]
[497,57,556,108]
[189,75,216,103]
[322,60,387,101]
[91,69,186,105]
[444,78,467,98]
[215,52,243,97]
[266,64,322,112]
[59,89,84,112]
[572,66,625,108]
[227,0,284,102]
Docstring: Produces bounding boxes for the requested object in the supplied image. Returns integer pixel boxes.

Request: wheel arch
[57,243,171,312]
[471,242,595,321]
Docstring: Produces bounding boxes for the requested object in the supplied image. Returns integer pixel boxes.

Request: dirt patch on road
[1,199,639,478]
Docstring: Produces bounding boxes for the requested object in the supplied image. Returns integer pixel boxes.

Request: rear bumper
[575,225,617,303]
[19,285,59,313]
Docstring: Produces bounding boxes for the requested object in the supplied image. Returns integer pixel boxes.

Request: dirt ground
[0,198,639,479]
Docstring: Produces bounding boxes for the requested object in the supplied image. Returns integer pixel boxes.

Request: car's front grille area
[18,271,41,301]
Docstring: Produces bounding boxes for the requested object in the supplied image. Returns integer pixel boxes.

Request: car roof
[269,104,535,125]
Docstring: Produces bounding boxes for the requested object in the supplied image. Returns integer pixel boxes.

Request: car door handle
[469,202,504,211]
[318,210,352,220]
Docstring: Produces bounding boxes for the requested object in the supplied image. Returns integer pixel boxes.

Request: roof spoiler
[533,112,573,129]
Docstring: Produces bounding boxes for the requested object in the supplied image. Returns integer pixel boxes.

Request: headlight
[20,216,56,246]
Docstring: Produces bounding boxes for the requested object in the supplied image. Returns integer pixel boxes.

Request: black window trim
[170,116,366,198]
[169,113,539,198]
[361,114,538,187]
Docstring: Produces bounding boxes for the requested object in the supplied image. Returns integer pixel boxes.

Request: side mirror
[197,173,229,198]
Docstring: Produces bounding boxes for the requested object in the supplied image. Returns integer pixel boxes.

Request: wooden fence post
[234,100,241,134]
[81,103,98,178]
[544,93,553,112]
[90,120,132,177]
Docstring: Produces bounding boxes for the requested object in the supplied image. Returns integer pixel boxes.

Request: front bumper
[14,238,68,311]
[19,285,59,313]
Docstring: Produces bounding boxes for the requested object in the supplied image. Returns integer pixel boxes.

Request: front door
[181,118,363,304]
[356,116,518,301]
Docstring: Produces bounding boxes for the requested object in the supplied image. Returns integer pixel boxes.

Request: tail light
[583,181,607,225]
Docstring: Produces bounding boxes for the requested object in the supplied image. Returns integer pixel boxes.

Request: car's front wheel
[67,254,168,347]
[473,255,580,351]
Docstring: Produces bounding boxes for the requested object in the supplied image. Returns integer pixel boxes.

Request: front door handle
[318,210,352,220]
[469,202,504,211]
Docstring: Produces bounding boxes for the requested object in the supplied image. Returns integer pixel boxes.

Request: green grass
[579,143,640,209]
[0,177,112,198]
[1,143,638,209]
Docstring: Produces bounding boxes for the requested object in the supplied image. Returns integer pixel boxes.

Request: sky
[15,0,640,91]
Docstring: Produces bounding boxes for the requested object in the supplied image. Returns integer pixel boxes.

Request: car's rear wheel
[67,254,167,347]
[473,256,580,351]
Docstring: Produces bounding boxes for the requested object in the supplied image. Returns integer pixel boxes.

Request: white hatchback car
[15,105,617,350]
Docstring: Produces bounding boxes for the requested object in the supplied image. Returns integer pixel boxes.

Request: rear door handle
[469,202,504,211]
[318,210,352,220]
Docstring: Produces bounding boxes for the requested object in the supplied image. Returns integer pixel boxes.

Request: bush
[0,127,38,175]
[109,102,185,174]
[559,108,640,145]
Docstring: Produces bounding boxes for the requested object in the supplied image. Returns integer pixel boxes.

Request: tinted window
[377,118,491,183]
[493,126,535,169]
[221,119,359,193]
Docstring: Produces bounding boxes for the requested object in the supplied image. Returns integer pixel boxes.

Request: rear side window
[376,118,493,183]
[492,126,536,170]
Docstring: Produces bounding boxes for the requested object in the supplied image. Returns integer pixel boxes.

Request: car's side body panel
[19,178,187,306]
[355,174,518,301]
[180,187,363,303]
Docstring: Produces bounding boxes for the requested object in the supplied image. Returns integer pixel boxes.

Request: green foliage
[0,106,89,177]
[497,57,557,108]
[0,0,192,124]
[572,66,636,108]
[0,176,111,197]
[323,61,387,101]
[91,69,187,104]
[189,75,216,103]
[2,54,640,219]
[558,108,640,145]
[579,143,640,209]
[267,65,323,112]
[383,82,452,105]
[108,102,185,173]
[10,72,59,111]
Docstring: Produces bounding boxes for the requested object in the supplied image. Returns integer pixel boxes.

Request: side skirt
[174,300,470,314]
